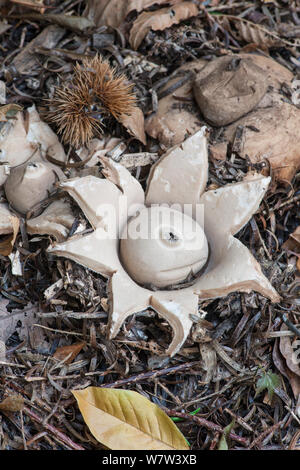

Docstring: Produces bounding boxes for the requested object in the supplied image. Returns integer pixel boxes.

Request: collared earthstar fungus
[48,128,280,356]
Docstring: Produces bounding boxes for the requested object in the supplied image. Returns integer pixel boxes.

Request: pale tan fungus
[49,128,280,356]
[193,56,268,126]
[26,199,75,242]
[4,162,60,215]
[120,206,209,288]
[0,105,66,186]
[0,203,15,235]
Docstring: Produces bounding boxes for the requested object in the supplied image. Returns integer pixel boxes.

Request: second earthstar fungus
[48,128,280,356]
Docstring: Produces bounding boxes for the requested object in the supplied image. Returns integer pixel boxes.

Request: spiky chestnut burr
[46,55,137,148]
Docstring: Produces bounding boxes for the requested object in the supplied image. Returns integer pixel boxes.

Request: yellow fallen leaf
[72,387,189,450]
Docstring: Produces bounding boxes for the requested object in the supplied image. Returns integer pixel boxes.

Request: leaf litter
[0,0,299,451]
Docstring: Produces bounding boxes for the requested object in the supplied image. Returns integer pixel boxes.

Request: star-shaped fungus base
[48,128,280,356]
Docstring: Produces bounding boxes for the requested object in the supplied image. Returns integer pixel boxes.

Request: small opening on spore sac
[168,231,178,242]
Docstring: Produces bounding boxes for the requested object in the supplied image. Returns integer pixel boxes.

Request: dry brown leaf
[0,216,19,256]
[234,20,279,48]
[120,106,146,144]
[0,395,24,412]
[273,338,300,399]
[83,0,181,29]
[220,15,300,48]
[283,227,300,253]
[53,341,86,365]
[129,2,199,50]
[72,387,189,450]
[279,324,300,377]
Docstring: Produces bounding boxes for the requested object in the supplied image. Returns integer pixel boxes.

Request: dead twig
[163,408,249,447]
[101,361,201,388]
[23,406,85,451]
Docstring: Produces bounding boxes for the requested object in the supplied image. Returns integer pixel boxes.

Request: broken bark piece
[11,25,65,74]
[193,56,268,126]
[27,199,75,241]
[49,129,279,356]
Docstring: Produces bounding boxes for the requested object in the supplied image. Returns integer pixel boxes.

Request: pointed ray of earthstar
[59,176,122,233]
[100,156,144,219]
[107,271,151,339]
[199,174,271,236]
[59,158,145,235]
[145,127,208,214]
[150,289,199,356]
[192,235,280,302]
[48,229,122,277]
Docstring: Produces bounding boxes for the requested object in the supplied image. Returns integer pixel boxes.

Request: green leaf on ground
[218,420,235,450]
[255,370,281,401]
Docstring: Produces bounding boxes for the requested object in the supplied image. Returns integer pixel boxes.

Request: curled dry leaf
[232,18,280,48]
[199,342,217,384]
[0,395,24,412]
[129,2,199,50]
[72,387,189,450]
[279,323,300,377]
[273,338,300,400]
[120,106,146,144]
[53,341,86,365]
[0,216,19,256]
[223,15,299,48]
[83,0,182,29]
